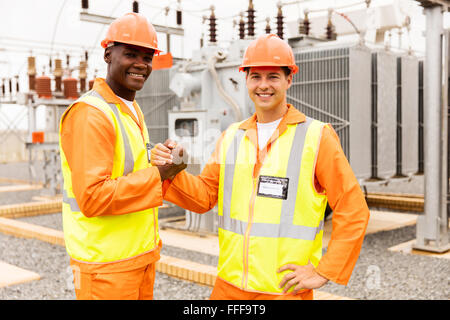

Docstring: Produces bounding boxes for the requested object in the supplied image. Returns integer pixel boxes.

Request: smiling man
[152,34,370,300]
[59,12,186,300]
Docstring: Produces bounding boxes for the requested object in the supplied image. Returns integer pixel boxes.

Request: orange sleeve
[60,102,163,218]
[314,125,370,285]
[162,132,226,213]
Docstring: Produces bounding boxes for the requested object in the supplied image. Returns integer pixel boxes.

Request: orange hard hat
[239,34,298,74]
[101,12,161,54]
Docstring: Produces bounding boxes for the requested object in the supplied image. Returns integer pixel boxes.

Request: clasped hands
[153,139,188,181]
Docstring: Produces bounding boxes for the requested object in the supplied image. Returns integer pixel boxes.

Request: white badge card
[257,175,289,200]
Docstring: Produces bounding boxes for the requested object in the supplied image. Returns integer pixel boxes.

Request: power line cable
[87,0,124,72]
[49,0,70,59]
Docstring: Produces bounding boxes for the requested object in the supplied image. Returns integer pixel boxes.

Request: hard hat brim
[239,64,299,74]
[101,39,161,55]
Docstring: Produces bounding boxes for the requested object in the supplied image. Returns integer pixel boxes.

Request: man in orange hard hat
[59,12,186,300]
[151,34,370,300]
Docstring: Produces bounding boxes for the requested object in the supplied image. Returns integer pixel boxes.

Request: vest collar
[238,104,306,130]
[236,104,307,178]
[92,78,142,128]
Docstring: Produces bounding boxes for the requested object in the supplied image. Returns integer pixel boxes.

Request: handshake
[153,139,188,181]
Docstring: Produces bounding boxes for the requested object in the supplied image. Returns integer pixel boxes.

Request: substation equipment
[0,54,91,195]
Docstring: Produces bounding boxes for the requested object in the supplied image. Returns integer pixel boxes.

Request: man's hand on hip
[277,262,329,294]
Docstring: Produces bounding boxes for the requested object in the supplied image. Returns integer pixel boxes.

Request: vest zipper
[242,176,258,289]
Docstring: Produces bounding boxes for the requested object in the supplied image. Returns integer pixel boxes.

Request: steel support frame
[414,5,450,253]
[26,142,61,196]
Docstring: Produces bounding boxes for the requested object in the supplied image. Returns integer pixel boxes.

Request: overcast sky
[1,0,448,81]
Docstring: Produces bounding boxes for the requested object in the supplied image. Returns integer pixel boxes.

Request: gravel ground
[0,189,44,206]
[1,162,448,300]
[321,225,449,300]
[0,161,48,205]
[0,161,44,183]
[4,212,449,300]
[0,232,212,300]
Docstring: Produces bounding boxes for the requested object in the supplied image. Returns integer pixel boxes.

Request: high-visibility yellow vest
[59,90,159,263]
[217,117,327,294]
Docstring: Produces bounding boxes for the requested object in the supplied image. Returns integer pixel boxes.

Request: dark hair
[244,66,291,77]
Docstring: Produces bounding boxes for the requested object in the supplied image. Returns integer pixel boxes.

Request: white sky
[0,0,448,130]
[1,0,448,80]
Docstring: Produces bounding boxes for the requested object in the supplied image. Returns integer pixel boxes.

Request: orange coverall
[60,78,164,299]
[162,105,370,300]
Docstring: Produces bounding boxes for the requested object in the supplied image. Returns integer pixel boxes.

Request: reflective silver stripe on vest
[63,91,136,212]
[222,128,246,221]
[63,189,81,212]
[84,90,135,176]
[219,118,324,240]
[280,117,312,225]
[107,103,134,176]
[218,216,324,239]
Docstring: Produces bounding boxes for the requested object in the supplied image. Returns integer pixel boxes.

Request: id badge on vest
[257,175,289,200]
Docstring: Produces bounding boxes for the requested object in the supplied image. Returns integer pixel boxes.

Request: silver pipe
[440,28,449,246]
[207,51,243,121]
[422,5,443,242]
